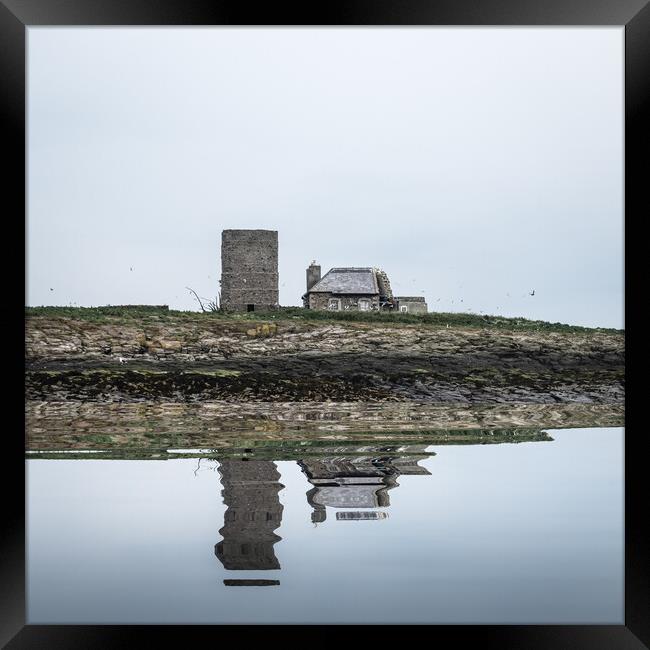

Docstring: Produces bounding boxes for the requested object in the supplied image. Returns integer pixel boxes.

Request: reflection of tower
[298,445,432,523]
[215,460,284,571]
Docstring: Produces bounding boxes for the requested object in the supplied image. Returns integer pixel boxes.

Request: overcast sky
[27,28,623,328]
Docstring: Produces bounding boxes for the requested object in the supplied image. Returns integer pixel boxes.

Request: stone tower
[220,230,279,312]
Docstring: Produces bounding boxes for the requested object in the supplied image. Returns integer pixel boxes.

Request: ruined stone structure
[374,269,395,309]
[215,460,284,572]
[395,296,428,314]
[220,230,279,312]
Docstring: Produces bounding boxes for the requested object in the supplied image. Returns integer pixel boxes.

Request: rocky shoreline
[25,312,624,448]
[26,314,623,404]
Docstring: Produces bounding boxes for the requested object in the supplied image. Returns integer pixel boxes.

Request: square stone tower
[220,229,279,312]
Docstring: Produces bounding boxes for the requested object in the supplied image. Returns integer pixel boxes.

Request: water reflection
[215,460,284,579]
[298,444,432,523]
[26,428,624,623]
[215,445,435,582]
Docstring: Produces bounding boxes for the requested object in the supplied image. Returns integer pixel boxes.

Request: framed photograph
[5,0,647,646]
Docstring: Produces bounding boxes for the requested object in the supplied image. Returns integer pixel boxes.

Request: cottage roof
[308,268,379,295]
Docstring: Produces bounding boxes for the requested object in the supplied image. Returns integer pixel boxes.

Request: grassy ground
[25,305,622,335]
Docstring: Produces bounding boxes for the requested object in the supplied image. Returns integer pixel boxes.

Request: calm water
[27,427,624,624]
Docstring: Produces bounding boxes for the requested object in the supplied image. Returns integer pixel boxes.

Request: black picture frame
[4,1,647,647]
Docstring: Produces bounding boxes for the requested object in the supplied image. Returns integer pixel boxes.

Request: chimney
[306,262,321,292]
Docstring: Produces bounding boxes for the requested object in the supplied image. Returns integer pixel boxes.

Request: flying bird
[529,290,535,296]
[130,267,133,272]
[49,288,53,291]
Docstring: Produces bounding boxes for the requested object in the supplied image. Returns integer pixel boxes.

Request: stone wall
[220,230,279,311]
[396,296,428,314]
[308,293,380,311]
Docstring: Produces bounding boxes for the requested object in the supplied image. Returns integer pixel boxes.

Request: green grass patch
[191,369,242,377]
[25,304,623,335]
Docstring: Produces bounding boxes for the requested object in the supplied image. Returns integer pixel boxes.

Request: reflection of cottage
[336,511,388,521]
[298,446,432,523]
[302,264,396,312]
[215,460,284,572]
[299,457,397,523]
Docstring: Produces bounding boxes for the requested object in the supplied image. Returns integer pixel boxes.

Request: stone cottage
[302,265,391,311]
[303,262,427,313]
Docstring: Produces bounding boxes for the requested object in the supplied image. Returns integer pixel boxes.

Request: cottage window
[358,299,370,311]
[328,298,341,311]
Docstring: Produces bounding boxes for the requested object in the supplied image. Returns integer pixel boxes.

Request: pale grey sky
[27,27,623,328]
